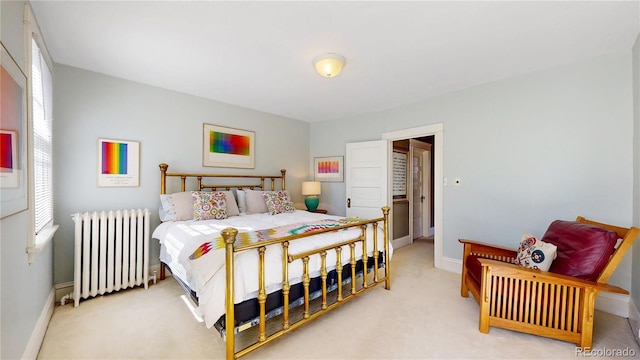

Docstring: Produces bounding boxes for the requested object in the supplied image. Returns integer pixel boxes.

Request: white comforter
[152,210,391,328]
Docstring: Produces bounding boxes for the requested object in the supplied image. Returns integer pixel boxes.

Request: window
[26,5,57,262]
[31,38,53,235]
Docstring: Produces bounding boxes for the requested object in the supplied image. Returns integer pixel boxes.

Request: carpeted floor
[38,239,640,359]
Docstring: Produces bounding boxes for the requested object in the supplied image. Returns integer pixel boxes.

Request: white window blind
[31,38,53,234]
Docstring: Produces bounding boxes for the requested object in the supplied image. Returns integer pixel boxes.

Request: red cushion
[541,220,618,281]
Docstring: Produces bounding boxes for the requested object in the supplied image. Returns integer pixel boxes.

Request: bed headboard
[159,163,286,194]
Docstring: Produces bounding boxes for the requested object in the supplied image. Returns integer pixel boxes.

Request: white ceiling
[30,1,640,123]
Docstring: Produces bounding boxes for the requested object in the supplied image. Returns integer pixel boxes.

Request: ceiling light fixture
[313,53,346,78]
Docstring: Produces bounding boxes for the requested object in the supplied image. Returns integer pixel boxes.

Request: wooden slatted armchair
[459,216,639,348]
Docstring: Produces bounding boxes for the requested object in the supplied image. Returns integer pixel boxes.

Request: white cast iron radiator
[70,209,150,307]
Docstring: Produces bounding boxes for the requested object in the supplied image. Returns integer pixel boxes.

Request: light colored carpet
[38,240,639,359]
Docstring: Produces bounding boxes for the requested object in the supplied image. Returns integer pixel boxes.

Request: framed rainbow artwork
[314,156,343,182]
[97,138,140,187]
[203,123,255,168]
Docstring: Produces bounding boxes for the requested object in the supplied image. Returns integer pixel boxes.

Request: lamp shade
[302,181,321,195]
[313,53,346,78]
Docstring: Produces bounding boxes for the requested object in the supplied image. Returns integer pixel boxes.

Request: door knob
[347,198,351,208]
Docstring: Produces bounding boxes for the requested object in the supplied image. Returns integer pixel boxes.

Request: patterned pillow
[262,190,296,215]
[192,191,228,220]
[515,233,557,271]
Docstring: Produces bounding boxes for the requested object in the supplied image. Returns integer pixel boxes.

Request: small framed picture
[203,123,255,168]
[314,156,343,182]
[392,149,408,202]
[97,138,140,187]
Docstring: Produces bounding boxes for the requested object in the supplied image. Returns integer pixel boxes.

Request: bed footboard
[222,207,391,359]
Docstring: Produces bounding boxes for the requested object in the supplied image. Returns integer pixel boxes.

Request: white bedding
[152,210,391,328]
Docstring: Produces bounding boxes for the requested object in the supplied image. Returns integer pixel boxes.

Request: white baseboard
[392,235,412,249]
[55,281,74,303]
[629,298,640,343]
[438,256,462,274]
[22,287,55,360]
[595,292,629,317]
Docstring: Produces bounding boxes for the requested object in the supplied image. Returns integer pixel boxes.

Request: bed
[152,163,392,359]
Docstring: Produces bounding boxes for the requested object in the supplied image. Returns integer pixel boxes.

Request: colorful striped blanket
[189,217,364,260]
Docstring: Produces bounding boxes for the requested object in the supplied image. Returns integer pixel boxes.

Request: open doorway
[382,124,444,269]
[391,137,434,243]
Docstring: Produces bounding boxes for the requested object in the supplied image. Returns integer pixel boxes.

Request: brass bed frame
[158,163,391,359]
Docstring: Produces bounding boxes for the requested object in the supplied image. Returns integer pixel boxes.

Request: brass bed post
[373,222,379,282]
[222,228,238,360]
[349,243,357,295]
[361,225,368,289]
[180,176,187,192]
[159,163,168,194]
[382,206,391,290]
[281,169,286,190]
[282,241,290,330]
[336,247,343,302]
[320,251,328,310]
[302,256,311,318]
[159,164,168,280]
[257,246,267,342]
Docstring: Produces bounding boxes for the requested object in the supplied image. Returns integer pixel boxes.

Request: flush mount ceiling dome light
[313,53,346,78]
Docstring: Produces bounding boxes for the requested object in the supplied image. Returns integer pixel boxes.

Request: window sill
[27,224,58,264]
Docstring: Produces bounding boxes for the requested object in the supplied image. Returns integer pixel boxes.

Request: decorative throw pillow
[262,190,296,215]
[192,191,228,220]
[245,189,269,214]
[515,233,557,271]
[159,191,194,221]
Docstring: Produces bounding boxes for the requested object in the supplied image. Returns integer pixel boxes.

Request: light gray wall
[1,2,55,359]
[632,33,640,314]
[311,52,635,289]
[52,64,310,284]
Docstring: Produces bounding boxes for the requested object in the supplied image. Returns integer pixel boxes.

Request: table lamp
[301,181,321,212]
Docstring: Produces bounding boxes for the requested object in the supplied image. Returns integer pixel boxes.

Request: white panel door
[345,140,388,219]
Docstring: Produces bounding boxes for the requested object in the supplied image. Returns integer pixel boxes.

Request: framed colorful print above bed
[203,123,255,169]
[97,138,140,187]
[314,156,343,182]
[1,42,28,218]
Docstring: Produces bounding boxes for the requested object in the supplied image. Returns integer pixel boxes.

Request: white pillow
[245,189,269,214]
[159,191,194,221]
[236,190,247,214]
[224,190,240,217]
[515,233,557,271]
